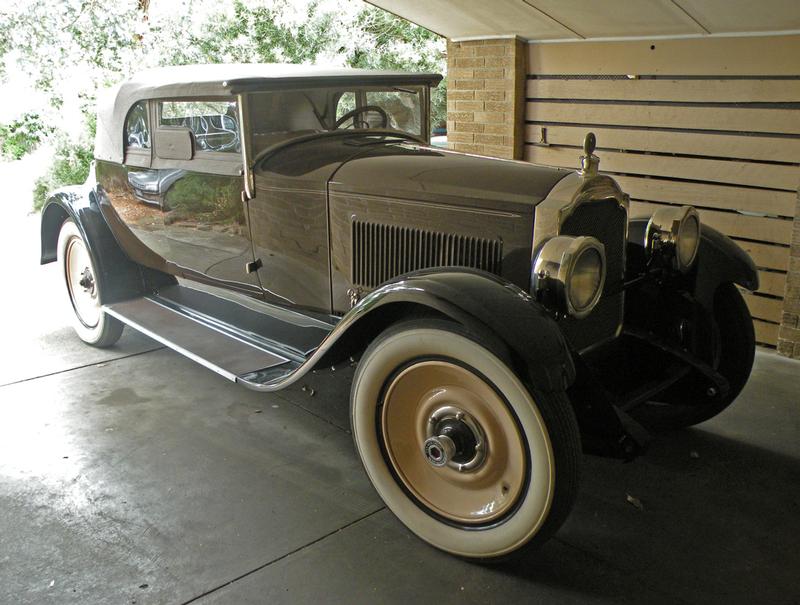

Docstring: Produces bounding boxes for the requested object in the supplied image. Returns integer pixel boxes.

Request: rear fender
[40,176,146,304]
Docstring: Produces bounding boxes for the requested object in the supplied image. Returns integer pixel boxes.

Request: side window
[125,101,150,149]
[159,100,240,153]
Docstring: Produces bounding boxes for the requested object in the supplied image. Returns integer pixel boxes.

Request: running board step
[104,297,293,383]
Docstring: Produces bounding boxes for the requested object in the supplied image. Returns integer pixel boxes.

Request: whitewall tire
[57,219,124,348]
[351,319,580,560]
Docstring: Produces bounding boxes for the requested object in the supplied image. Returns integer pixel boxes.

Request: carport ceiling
[366,0,800,41]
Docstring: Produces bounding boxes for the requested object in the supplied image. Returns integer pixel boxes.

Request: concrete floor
[2,163,799,604]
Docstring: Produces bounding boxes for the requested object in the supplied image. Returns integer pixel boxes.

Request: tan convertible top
[94,63,443,164]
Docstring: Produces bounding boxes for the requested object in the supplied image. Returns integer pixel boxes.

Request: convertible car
[40,64,757,560]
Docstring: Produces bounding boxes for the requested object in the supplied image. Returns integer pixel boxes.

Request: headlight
[645,206,701,272]
[532,235,606,319]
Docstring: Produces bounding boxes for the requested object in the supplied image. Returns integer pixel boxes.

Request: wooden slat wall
[523,39,800,346]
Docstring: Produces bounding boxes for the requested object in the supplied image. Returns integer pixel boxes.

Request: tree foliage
[0,113,53,160]
[0,0,446,209]
[347,7,447,130]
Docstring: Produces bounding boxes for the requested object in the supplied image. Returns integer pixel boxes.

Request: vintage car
[40,64,757,560]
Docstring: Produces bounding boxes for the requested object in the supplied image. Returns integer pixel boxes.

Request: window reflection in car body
[98,97,261,295]
[101,86,429,310]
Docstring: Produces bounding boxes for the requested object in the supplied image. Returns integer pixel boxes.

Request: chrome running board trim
[104,297,291,382]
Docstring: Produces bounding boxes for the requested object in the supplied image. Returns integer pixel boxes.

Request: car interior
[249,87,423,155]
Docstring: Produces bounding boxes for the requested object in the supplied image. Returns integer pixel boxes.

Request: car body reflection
[127,168,186,209]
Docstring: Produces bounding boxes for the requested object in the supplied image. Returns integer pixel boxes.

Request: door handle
[245,258,263,274]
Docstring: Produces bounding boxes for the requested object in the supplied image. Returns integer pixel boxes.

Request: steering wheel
[335,105,389,129]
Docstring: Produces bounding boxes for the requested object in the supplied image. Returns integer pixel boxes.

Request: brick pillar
[778,189,800,358]
[446,37,525,160]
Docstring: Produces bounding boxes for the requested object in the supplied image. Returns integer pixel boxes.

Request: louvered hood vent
[351,221,503,288]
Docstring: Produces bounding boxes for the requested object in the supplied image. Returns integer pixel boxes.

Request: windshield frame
[246,83,430,141]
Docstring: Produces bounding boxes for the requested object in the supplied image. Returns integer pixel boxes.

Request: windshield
[248,86,426,154]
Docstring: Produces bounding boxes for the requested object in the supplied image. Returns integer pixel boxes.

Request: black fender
[320,269,576,393]
[40,174,146,304]
[628,217,758,307]
[693,224,759,306]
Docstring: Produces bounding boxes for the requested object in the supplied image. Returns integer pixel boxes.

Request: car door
[246,89,354,315]
[99,97,261,296]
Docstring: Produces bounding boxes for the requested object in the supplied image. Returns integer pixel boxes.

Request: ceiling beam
[667,0,711,34]
[365,0,800,43]
[520,1,585,39]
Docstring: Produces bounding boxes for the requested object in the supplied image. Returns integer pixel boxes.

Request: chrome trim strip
[143,296,295,362]
[532,235,607,319]
[103,304,240,382]
[107,268,555,395]
[103,297,291,382]
[533,171,630,342]
[175,278,337,330]
[237,92,255,200]
[533,172,629,256]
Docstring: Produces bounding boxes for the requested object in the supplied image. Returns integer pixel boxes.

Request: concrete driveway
[1,157,798,604]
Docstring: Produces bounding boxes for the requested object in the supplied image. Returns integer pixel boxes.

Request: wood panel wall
[524,36,800,346]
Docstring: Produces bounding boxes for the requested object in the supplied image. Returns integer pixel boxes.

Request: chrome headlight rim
[532,235,607,319]
[645,205,701,273]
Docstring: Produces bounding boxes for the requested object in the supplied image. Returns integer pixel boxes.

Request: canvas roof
[95,63,442,163]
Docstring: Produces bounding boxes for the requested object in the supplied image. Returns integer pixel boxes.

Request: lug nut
[423,435,456,468]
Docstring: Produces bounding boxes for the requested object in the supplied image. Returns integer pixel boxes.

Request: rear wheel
[57,219,123,348]
[629,282,755,431]
[351,319,580,560]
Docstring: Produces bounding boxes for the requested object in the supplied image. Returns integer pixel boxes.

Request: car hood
[329,139,571,213]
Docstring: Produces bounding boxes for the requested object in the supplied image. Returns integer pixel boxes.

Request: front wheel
[350,320,580,560]
[629,282,755,432]
[57,219,124,348]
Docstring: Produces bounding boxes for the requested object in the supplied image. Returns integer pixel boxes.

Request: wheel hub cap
[423,406,486,472]
[65,237,101,328]
[78,268,95,293]
[381,360,527,524]
[423,435,455,468]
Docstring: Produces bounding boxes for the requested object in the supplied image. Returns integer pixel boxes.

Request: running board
[104,296,298,385]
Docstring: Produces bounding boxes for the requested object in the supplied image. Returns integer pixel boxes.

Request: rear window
[125,101,150,149]
[159,100,240,153]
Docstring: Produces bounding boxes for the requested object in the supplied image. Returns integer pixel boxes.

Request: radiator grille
[559,199,628,350]
[351,221,503,288]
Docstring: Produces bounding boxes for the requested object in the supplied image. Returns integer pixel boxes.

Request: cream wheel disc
[64,235,101,329]
[381,360,526,524]
[57,219,123,348]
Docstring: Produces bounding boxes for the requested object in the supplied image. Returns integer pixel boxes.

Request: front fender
[39,174,145,304]
[694,224,759,302]
[628,217,758,306]
[329,269,576,393]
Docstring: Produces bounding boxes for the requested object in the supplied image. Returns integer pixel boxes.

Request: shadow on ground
[204,355,799,605]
